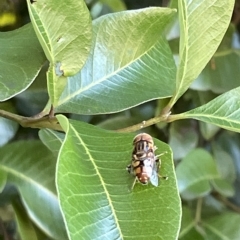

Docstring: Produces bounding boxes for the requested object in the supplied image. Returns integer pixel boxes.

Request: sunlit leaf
[170,0,234,106]
[56,115,181,240]
[56,7,177,114]
[179,87,240,133]
[26,0,92,105]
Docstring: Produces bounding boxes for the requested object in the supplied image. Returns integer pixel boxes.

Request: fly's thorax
[132,148,155,161]
[133,133,157,154]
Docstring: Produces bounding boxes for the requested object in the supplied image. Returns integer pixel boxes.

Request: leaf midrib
[0,165,57,200]
[70,125,123,239]
[57,35,160,106]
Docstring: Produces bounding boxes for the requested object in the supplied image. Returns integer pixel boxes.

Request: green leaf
[180,181,211,200]
[203,212,240,240]
[169,120,198,160]
[39,128,64,154]
[56,7,177,114]
[211,179,234,197]
[217,131,240,180]
[0,168,7,193]
[199,122,219,141]
[178,87,240,133]
[179,207,195,239]
[180,228,204,240]
[0,24,46,101]
[26,0,92,105]
[176,149,219,198]
[0,141,68,240]
[212,143,236,183]
[14,63,49,116]
[191,91,220,140]
[176,148,234,199]
[170,0,234,106]
[190,24,238,94]
[26,0,91,76]
[56,115,181,240]
[99,0,127,12]
[46,65,68,107]
[12,199,38,240]
[191,51,240,94]
[179,207,204,240]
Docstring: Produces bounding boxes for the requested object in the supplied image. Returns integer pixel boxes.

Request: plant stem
[213,192,240,214]
[195,197,203,225]
[116,113,186,133]
[0,109,63,131]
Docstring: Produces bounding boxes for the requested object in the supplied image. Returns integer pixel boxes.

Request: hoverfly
[126,133,167,190]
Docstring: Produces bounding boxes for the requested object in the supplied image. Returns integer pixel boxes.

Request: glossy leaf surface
[26,0,92,105]
[56,7,177,114]
[180,87,240,133]
[0,141,67,240]
[191,91,220,140]
[0,24,46,101]
[39,128,64,155]
[56,115,181,240]
[170,0,234,105]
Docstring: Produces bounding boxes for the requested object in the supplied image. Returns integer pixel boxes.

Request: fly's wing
[150,160,159,186]
[150,168,158,186]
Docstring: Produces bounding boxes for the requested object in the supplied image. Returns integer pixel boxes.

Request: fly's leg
[126,164,131,173]
[129,177,137,192]
[155,151,168,180]
[155,151,167,159]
